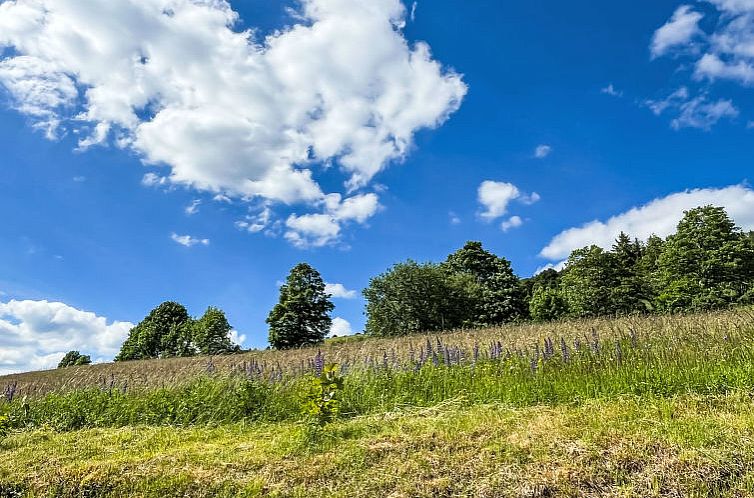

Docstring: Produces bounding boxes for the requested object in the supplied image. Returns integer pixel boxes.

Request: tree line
[55,204,754,366]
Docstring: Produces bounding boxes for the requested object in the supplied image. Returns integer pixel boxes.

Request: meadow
[4,308,754,496]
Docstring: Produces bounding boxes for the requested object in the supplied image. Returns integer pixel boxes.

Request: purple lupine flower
[591,328,600,354]
[314,350,325,376]
[473,341,480,364]
[4,382,17,403]
[574,338,582,352]
[444,347,451,366]
[560,337,569,363]
[382,351,389,370]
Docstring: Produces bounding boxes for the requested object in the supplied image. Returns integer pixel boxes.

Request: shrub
[303,364,343,426]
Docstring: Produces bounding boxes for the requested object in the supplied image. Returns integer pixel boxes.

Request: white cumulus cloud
[501,215,523,232]
[0,299,134,375]
[540,184,754,261]
[0,0,466,246]
[478,181,540,221]
[330,317,355,337]
[325,283,358,299]
[285,193,381,247]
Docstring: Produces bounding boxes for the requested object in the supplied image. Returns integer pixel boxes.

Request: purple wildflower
[314,350,325,376]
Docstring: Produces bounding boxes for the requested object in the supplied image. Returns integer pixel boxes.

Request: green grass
[4,308,754,496]
[3,394,754,496]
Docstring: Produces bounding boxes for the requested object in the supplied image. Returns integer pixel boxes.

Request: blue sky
[1,0,754,373]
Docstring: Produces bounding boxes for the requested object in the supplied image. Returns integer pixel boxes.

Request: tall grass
[4,307,754,431]
[3,307,753,397]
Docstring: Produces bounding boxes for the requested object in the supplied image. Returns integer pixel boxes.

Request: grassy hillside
[3,308,754,496]
[3,308,753,397]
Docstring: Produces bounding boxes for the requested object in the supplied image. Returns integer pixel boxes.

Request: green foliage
[560,245,618,318]
[303,364,344,426]
[267,263,334,350]
[117,302,193,361]
[528,286,568,322]
[0,412,10,438]
[610,232,650,314]
[656,206,754,312]
[363,260,478,336]
[443,241,525,325]
[529,207,754,320]
[57,351,91,368]
[116,302,240,361]
[193,307,240,355]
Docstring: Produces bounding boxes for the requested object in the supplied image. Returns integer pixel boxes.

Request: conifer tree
[610,232,648,314]
[267,263,334,349]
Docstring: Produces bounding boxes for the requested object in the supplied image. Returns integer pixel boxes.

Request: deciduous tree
[57,351,91,368]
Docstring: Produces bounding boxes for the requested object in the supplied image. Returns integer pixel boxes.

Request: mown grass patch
[3,394,754,497]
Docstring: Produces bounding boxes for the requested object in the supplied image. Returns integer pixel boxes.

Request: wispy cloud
[601,84,623,97]
[185,200,201,216]
[170,233,209,248]
[650,5,704,59]
[534,144,552,159]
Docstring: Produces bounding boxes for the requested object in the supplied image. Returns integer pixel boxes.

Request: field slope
[3,309,754,497]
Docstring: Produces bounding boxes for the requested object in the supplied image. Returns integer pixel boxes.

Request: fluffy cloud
[0,299,133,375]
[330,317,355,337]
[229,329,247,347]
[478,181,540,221]
[171,233,210,247]
[501,215,523,232]
[540,184,754,261]
[534,144,552,159]
[651,5,704,58]
[325,283,358,299]
[285,193,381,247]
[0,0,466,246]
